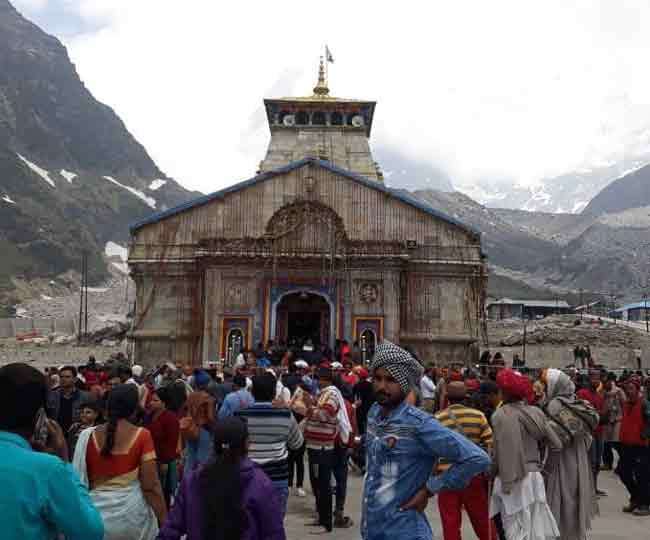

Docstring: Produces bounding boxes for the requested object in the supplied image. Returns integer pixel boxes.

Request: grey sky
[12,0,650,194]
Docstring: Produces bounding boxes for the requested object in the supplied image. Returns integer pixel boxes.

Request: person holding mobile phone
[0,363,104,540]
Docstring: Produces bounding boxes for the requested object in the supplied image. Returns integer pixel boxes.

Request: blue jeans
[272,481,289,518]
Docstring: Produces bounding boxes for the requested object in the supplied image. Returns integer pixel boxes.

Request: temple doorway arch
[271,289,334,349]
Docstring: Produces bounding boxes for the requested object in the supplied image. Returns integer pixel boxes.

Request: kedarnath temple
[127,60,487,367]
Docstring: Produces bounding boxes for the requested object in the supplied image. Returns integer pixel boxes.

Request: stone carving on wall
[359,282,380,304]
[223,279,253,312]
[265,200,347,243]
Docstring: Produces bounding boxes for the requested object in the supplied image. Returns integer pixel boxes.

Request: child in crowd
[67,400,102,457]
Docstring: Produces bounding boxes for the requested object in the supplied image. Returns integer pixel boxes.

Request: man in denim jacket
[361,341,491,540]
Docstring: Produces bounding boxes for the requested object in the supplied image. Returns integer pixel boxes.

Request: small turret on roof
[260,55,379,179]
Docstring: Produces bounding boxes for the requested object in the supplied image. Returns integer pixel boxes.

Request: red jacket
[577,388,605,437]
[620,399,648,447]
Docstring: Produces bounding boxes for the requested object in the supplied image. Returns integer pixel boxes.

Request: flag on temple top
[325,45,334,63]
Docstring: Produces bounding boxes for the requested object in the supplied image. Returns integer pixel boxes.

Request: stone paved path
[285,467,650,539]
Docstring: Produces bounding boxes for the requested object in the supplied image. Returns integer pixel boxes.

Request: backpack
[543,396,599,446]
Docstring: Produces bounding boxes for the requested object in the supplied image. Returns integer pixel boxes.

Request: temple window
[312,111,326,125]
[296,111,309,125]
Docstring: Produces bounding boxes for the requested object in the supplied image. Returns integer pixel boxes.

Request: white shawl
[325,385,353,444]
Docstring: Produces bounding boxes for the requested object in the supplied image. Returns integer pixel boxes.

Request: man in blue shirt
[0,363,104,540]
[218,374,254,419]
[361,341,490,540]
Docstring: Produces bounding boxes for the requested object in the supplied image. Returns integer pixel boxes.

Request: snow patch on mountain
[148,179,167,191]
[104,241,128,261]
[455,183,507,204]
[102,176,156,209]
[111,262,129,274]
[59,169,77,182]
[522,187,552,211]
[2,194,16,204]
[572,201,588,213]
[17,153,55,187]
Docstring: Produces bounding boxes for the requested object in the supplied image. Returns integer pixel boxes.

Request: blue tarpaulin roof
[613,301,650,313]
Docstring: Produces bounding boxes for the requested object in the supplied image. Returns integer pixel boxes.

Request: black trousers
[603,441,620,468]
[308,447,335,531]
[288,442,306,488]
[618,445,650,507]
[332,446,349,512]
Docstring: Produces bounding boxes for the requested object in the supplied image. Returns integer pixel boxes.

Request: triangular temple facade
[128,66,487,367]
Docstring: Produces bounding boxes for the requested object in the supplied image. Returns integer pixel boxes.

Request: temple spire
[313,56,329,96]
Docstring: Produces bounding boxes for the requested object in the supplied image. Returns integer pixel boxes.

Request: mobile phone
[33,408,49,447]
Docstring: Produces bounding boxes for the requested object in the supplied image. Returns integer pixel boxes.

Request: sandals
[334,515,354,528]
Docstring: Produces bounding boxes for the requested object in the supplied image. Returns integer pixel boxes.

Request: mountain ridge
[0,0,198,310]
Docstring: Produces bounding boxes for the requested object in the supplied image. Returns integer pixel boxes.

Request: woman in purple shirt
[157,417,286,540]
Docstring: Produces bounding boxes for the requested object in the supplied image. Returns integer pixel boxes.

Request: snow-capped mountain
[455,156,650,214]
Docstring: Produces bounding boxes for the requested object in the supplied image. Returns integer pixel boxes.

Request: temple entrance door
[275,292,331,348]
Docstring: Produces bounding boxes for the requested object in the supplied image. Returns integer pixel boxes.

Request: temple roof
[130,158,479,238]
[264,58,376,136]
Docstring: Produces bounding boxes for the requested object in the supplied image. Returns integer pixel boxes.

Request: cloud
[17,0,650,193]
[12,0,106,37]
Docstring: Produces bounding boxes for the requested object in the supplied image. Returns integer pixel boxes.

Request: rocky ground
[14,263,134,332]
[489,315,650,348]
[0,262,132,366]
[484,315,650,369]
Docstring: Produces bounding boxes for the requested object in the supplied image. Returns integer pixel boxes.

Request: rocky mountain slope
[408,185,650,302]
[0,0,198,309]
[582,163,650,217]
[408,189,561,273]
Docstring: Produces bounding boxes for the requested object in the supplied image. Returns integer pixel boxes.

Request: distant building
[612,301,650,322]
[486,298,571,320]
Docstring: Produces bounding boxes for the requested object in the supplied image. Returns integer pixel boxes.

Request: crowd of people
[1,339,650,540]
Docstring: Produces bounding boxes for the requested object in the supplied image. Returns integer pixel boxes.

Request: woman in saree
[73,384,167,540]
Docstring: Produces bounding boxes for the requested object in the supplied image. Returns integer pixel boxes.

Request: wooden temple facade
[128,64,487,367]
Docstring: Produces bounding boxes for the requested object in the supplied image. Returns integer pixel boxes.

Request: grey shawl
[543,369,598,540]
[603,385,626,442]
[491,401,561,494]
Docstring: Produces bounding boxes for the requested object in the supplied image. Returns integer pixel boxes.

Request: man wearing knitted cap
[362,341,491,540]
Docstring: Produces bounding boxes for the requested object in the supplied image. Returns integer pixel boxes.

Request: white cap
[294,360,309,369]
[331,362,343,369]
[132,365,143,377]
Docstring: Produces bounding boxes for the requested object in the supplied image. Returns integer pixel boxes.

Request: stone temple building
[128,61,487,367]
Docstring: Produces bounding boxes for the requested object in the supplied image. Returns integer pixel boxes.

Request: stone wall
[482,345,644,370]
[0,317,76,338]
